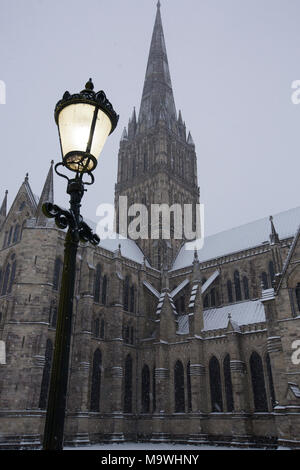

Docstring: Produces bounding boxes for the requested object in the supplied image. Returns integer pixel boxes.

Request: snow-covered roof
[96,232,151,267]
[203,299,266,331]
[171,206,300,271]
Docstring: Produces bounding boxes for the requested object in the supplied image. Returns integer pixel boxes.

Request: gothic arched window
[269,261,275,287]
[124,354,133,413]
[100,318,105,339]
[174,360,185,412]
[227,280,233,303]
[203,294,209,308]
[53,258,62,291]
[102,275,107,305]
[187,361,192,412]
[90,349,102,412]
[249,351,268,412]
[94,264,101,303]
[261,272,269,290]
[210,288,216,307]
[123,276,129,312]
[152,367,156,413]
[266,353,276,408]
[7,259,16,295]
[234,270,242,301]
[223,354,234,412]
[141,364,150,413]
[12,224,20,244]
[1,263,10,296]
[295,283,300,313]
[130,285,135,313]
[209,356,223,412]
[243,276,250,300]
[39,339,53,409]
[7,226,13,246]
[50,307,57,328]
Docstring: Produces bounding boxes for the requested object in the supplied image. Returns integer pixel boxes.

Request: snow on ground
[64,442,245,451]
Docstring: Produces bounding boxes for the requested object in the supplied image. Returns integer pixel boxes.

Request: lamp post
[42,79,119,451]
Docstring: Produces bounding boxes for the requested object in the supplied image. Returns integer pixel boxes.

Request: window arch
[261,272,269,290]
[249,351,268,412]
[124,354,133,413]
[94,264,101,303]
[141,364,150,413]
[227,280,233,303]
[53,258,63,291]
[209,356,223,412]
[102,275,107,305]
[174,360,185,412]
[234,270,242,301]
[39,339,53,409]
[243,276,249,300]
[90,348,102,412]
[223,354,234,412]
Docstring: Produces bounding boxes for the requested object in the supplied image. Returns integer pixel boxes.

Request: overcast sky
[1,0,300,237]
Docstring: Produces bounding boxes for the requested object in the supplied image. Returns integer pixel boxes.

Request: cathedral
[0,3,300,449]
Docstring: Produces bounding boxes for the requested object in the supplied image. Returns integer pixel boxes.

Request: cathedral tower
[115,2,200,269]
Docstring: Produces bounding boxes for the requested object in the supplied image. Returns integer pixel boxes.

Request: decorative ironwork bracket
[42,201,100,246]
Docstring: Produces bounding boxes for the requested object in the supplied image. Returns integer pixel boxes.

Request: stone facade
[0,3,299,449]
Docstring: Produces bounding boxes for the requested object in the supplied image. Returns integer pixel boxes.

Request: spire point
[157,0,161,8]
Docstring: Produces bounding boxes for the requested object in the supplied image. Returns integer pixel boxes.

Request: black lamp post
[42,79,119,451]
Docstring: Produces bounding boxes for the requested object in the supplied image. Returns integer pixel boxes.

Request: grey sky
[1,0,300,237]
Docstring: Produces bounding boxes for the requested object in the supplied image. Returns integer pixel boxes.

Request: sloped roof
[203,299,265,331]
[99,233,151,267]
[171,206,300,271]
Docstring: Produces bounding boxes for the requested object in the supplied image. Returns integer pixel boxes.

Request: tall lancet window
[90,349,102,412]
[39,339,53,410]
[174,360,185,412]
[234,270,242,301]
[141,364,150,413]
[223,354,234,412]
[124,354,133,413]
[209,356,223,412]
[94,264,101,303]
[249,351,268,412]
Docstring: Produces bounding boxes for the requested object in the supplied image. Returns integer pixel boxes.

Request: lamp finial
[85,78,94,91]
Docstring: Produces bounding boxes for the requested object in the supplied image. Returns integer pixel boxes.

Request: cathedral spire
[36,160,54,226]
[138,2,176,129]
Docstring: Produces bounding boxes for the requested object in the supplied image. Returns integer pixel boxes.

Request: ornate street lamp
[42,79,118,451]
